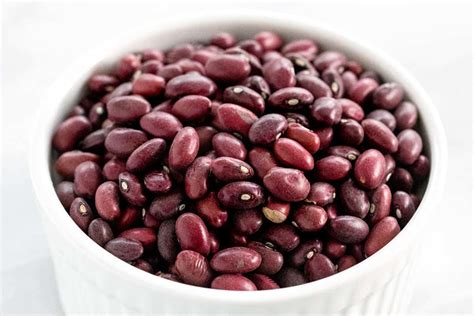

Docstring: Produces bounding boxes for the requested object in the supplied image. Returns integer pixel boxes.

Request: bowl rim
[29,11,448,303]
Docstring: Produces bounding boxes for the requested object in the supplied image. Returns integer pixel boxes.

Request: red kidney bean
[168,127,199,170]
[171,95,211,122]
[408,155,430,181]
[105,128,148,158]
[248,147,278,179]
[149,190,184,220]
[132,74,165,97]
[157,219,178,263]
[80,128,107,152]
[249,274,280,290]
[328,215,369,244]
[285,112,310,127]
[192,49,217,66]
[246,241,284,275]
[388,167,414,192]
[184,157,212,200]
[410,194,421,208]
[274,137,314,171]
[176,213,211,256]
[262,196,290,224]
[288,239,323,268]
[233,208,263,235]
[242,75,271,100]
[349,78,379,104]
[126,138,166,173]
[338,98,364,122]
[348,243,365,262]
[324,239,347,260]
[372,82,404,110]
[95,181,120,221]
[118,172,146,206]
[384,154,396,182]
[217,181,264,209]
[142,210,161,229]
[222,85,265,115]
[337,119,364,146]
[238,39,263,58]
[55,181,76,209]
[119,227,156,249]
[269,87,314,110]
[143,169,172,194]
[326,145,360,161]
[364,216,400,256]
[340,178,370,218]
[88,102,107,128]
[228,230,248,246]
[213,103,257,137]
[208,231,220,254]
[366,109,397,131]
[55,150,100,179]
[140,60,163,75]
[88,218,113,247]
[131,259,154,273]
[158,64,183,81]
[211,32,236,49]
[354,149,386,189]
[105,237,143,261]
[337,255,357,272]
[262,57,296,90]
[102,157,126,181]
[212,132,247,160]
[211,157,254,182]
[276,267,307,288]
[211,247,262,273]
[314,51,347,71]
[73,161,102,198]
[106,96,151,123]
[195,192,228,228]
[205,54,251,83]
[166,43,194,63]
[292,205,328,233]
[394,101,418,130]
[140,111,182,140]
[392,191,416,227]
[322,68,344,98]
[314,155,352,181]
[263,167,310,202]
[67,105,85,118]
[305,182,336,206]
[113,206,139,232]
[395,129,423,165]
[116,54,141,80]
[304,253,336,281]
[176,59,205,74]
[175,250,213,287]
[341,71,358,94]
[69,197,94,231]
[284,123,320,154]
[88,74,118,93]
[211,274,256,291]
[52,116,92,152]
[326,203,340,220]
[310,97,342,126]
[362,119,399,153]
[296,73,332,99]
[165,73,216,98]
[196,126,218,154]
[255,31,282,51]
[101,82,133,104]
[282,39,318,60]
[263,223,300,252]
[344,60,364,75]
[141,48,164,62]
[248,114,287,145]
[368,184,392,226]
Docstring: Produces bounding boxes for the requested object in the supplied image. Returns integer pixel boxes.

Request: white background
[1,1,472,315]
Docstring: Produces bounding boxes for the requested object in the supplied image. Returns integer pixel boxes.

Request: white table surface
[1,1,472,315]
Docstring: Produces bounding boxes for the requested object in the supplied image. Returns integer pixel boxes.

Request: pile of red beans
[53,31,430,291]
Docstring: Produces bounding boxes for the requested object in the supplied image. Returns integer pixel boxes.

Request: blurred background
[1,1,472,314]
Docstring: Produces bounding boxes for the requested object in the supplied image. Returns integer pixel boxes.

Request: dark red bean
[314,155,352,181]
[304,253,336,281]
[288,239,323,268]
[211,32,236,49]
[140,60,163,75]
[326,145,360,161]
[262,196,290,224]
[228,230,248,246]
[116,54,141,80]
[80,128,107,152]
[149,190,184,220]
[262,57,296,90]
[205,54,251,83]
[126,138,166,173]
[310,97,342,126]
[249,114,288,145]
[324,239,347,260]
[176,213,211,256]
[88,74,118,93]
[326,203,340,220]
[114,206,140,232]
[384,154,396,182]
[166,43,194,63]
[368,184,392,226]
[142,210,161,229]
[269,87,314,110]
[132,74,165,97]
[233,208,263,235]
[140,111,183,140]
[212,132,247,160]
[337,255,357,272]
[248,147,278,179]
[196,126,218,154]
[119,227,156,249]
[282,39,318,60]
[408,155,430,181]
[362,119,399,153]
[249,274,280,290]
[348,243,365,262]
[175,250,213,287]
[55,181,76,209]
[184,157,212,200]
[103,157,126,181]
[339,98,364,121]
[69,197,94,231]
[55,150,100,179]
[171,95,211,122]
[195,192,228,228]
[212,103,258,137]
[132,259,154,273]
[392,191,416,227]
[88,102,107,128]
[238,39,263,58]
[395,129,423,165]
[52,116,92,152]
[143,169,172,194]
[223,85,265,115]
[274,137,314,171]
[305,182,335,206]
[285,112,310,127]
[211,247,261,273]
[340,178,370,218]
[105,128,148,158]
[242,75,271,100]
[285,123,320,154]
[354,149,386,189]
[263,224,300,252]
[364,216,400,256]
[263,167,310,202]
[394,101,418,130]
[168,127,199,170]
[67,104,85,117]
[88,218,114,247]
[105,237,144,261]
[217,181,264,209]
[296,74,332,99]
[314,51,346,71]
[165,73,216,98]
[101,82,133,104]
[349,78,379,104]
[246,241,284,275]
[322,68,344,98]
[211,274,256,291]
[118,172,146,206]
[255,31,282,51]
[341,71,358,94]
[73,161,102,198]
[276,267,307,288]
[211,157,254,182]
[366,109,397,131]
[157,219,178,263]
[292,205,328,233]
[388,167,414,192]
[95,181,120,221]
[107,96,151,123]
[328,215,369,244]
[337,119,364,146]
[208,231,220,254]
[372,82,404,110]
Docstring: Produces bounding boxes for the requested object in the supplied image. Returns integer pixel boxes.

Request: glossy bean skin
[211,32,236,49]
[196,192,228,228]
[168,127,200,170]
[211,247,262,273]
[285,123,320,154]
[165,73,216,98]
[305,182,336,206]
[132,74,165,97]
[339,98,364,122]
[328,215,369,243]
[362,119,399,153]
[233,209,263,235]
[55,181,76,209]
[248,147,278,179]
[211,157,254,182]
[310,97,342,126]
[337,119,364,146]
[304,253,336,281]
[217,181,264,209]
[341,71,358,95]
[255,31,282,51]
[394,101,418,130]
[213,103,258,137]
[242,75,271,100]
[126,138,166,173]
[337,255,357,272]
[392,191,416,227]
[368,184,392,226]
[408,155,430,181]
[263,223,300,252]
[116,53,140,80]
[288,239,323,268]
[349,78,379,104]
[114,206,140,232]
[262,57,296,90]
[55,150,100,179]
[176,213,211,256]
[149,190,184,220]
[249,274,280,290]
[171,95,211,122]
[274,138,314,171]
[247,241,284,275]
[269,87,314,110]
[87,218,114,247]
[95,181,121,221]
[395,129,423,165]
[340,179,370,218]
[314,155,352,181]
[144,169,172,194]
[73,161,102,199]
[205,54,251,82]
[211,274,256,291]
[53,116,92,152]
[324,239,347,260]
[282,39,318,60]
[103,157,126,181]
[314,51,347,71]
[142,211,161,229]
[322,68,344,98]
[364,216,400,256]
[69,197,94,231]
[384,154,397,182]
[262,196,291,224]
[184,156,212,200]
[105,237,144,261]
[285,112,310,127]
[101,82,132,104]
[106,96,151,123]
[366,109,397,131]
[276,267,307,288]
[139,111,183,140]
[263,167,310,202]
[292,205,328,233]
[119,227,156,249]
[196,126,218,154]
[388,167,414,192]
[296,74,332,99]
[175,250,213,287]
[249,114,288,145]
[157,219,179,263]
[223,85,265,115]
[354,149,386,189]
[105,128,148,158]
[118,172,146,207]
[372,82,404,110]
[212,132,247,160]
[326,145,360,161]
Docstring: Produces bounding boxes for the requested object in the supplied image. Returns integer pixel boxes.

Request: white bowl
[30,12,447,315]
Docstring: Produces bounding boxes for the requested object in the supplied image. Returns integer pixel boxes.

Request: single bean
[328,215,369,243]
[211,247,262,273]
[149,190,184,220]
[368,184,392,226]
[337,119,364,146]
[185,156,212,200]
[287,53,317,75]
[165,73,216,98]
[116,54,141,80]
[88,218,114,247]
[211,32,236,49]
[196,126,218,154]
[337,255,357,272]
[241,75,271,100]
[282,39,318,60]
[249,274,280,290]
[80,129,107,152]
[118,171,147,206]
[326,203,340,220]
[268,87,314,110]
[338,98,365,121]
[274,137,314,171]
[233,208,263,235]
[292,205,328,233]
[395,129,423,165]
[144,169,172,193]
[103,157,126,181]
[69,197,94,231]
[88,74,118,93]
[95,181,121,221]
[384,154,397,182]
[349,78,379,104]
[296,73,332,99]
[262,57,296,90]
[310,97,342,126]
[142,210,161,229]
[304,253,336,281]
[262,196,290,224]
[247,241,284,275]
[364,216,400,256]
[88,102,107,128]
[248,147,278,179]
[324,239,347,260]
[176,59,205,74]
[305,182,336,206]
[158,64,183,81]
[166,43,194,63]
[171,95,211,122]
[408,155,430,181]
[212,132,247,160]
[276,267,307,288]
[107,95,151,123]
[211,274,256,291]
[73,161,102,199]
[126,138,166,173]
[314,155,352,181]
[131,259,154,273]
[101,82,133,104]
[394,101,418,130]
[249,114,288,145]
[348,243,365,262]
[192,49,217,66]
[322,68,344,98]
[105,237,143,261]
[255,31,282,51]
[140,111,183,140]
[176,213,211,256]
[105,128,148,158]
[354,149,386,189]
[55,181,76,209]
[263,223,300,252]
[372,82,404,110]
[288,239,323,268]
[285,123,320,154]
[157,219,179,263]
[223,85,265,115]
[263,167,310,202]
[114,206,140,232]
[208,231,220,254]
[326,145,360,161]
[140,60,163,75]
[366,109,397,131]
[211,157,254,182]
[341,71,358,94]
[168,127,199,170]
[55,150,100,179]
[314,51,347,71]
[132,74,165,97]
[217,181,264,209]
[119,227,156,249]
[52,116,92,152]
[388,167,414,192]
[175,250,213,287]
[196,192,228,228]
[392,191,416,227]
[362,119,399,153]
[205,54,251,82]
[212,103,258,137]
[339,178,370,218]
